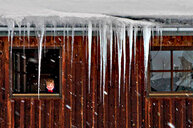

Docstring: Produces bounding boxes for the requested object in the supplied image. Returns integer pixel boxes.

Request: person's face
[47,81,54,90]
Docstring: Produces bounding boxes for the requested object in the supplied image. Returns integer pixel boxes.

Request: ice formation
[2,13,155,100]
[143,26,152,85]
[37,27,45,97]
[128,25,133,92]
[88,21,92,93]
[8,21,15,93]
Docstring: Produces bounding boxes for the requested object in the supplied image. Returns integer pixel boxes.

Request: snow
[167,122,175,128]
[1,0,193,20]
[66,105,71,110]
[0,0,159,27]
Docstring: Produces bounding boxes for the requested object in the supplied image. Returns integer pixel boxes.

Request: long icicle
[71,26,74,65]
[122,24,126,92]
[99,23,103,102]
[102,23,107,103]
[109,23,113,87]
[9,21,15,93]
[128,25,133,92]
[27,23,30,42]
[143,26,151,86]
[118,25,123,105]
[88,21,92,93]
[38,26,45,98]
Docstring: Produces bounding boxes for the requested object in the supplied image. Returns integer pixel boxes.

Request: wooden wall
[0,35,192,128]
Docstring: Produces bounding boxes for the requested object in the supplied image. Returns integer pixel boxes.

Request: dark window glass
[11,48,60,94]
[150,72,171,91]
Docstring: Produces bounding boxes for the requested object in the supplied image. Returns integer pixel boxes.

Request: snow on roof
[1,0,193,18]
[2,0,192,27]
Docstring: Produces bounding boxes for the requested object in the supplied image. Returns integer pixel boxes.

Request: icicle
[88,21,92,93]
[63,26,66,54]
[159,28,163,49]
[96,24,99,76]
[128,25,133,92]
[23,26,26,92]
[62,26,66,78]
[122,24,126,92]
[10,23,14,54]
[99,23,103,102]
[109,23,113,86]
[53,24,56,46]
[37,26,45,98]
[117,25,123,105]
[71,26,74,65]
[27,23,30,42]
[66,26,69,55]
[8,21,15,93]
[23,25,26,56]
[23,25,26,44]
[155,26,162,50]
[18,24,21,38]
[102,23,107,103]
[85,24,88,60]
[134,27,138,63]
[8,27,10,42]
[43,27,47,51]
[143,26,151,84]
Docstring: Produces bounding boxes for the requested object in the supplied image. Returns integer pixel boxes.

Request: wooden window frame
[9,46,62,98]
[148,46,193,97]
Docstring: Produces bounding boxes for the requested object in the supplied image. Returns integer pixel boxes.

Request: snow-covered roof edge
[0,13,156,29]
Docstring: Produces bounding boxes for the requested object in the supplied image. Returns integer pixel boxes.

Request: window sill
[148,92,193,97]
[11,93,61,98]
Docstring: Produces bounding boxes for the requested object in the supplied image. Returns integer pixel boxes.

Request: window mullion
[171,50,173,91]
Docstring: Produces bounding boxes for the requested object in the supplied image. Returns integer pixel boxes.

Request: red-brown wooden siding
[0,35,193,127]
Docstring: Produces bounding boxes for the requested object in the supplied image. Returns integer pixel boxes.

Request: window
[150,47,193,93]
[10,47,61,97]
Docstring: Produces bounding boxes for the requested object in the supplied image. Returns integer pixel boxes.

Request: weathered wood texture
[0,35,192,128]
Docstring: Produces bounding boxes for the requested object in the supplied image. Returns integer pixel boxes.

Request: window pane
[173,72,193,91]
[150,72,171,91]
[150,51,171,70]
[12,48,60,94]
[173,51,193,70]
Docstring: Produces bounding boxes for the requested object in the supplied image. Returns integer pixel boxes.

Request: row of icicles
[6,21,159,104]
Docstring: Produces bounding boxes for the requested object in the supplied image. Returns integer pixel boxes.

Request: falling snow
[66,105,71,110]
[167,122,175,128]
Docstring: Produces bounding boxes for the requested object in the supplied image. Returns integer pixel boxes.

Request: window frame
[148,46,193,97]
[9,46,62,98]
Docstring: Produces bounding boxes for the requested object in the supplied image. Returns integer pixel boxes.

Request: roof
[1,0,193,18]
[0,0,193,27]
